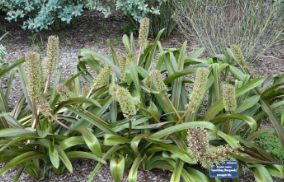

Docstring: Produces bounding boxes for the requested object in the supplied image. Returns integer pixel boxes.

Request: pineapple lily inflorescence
[87,65,111,98]
[138,18,150,46]
[152,70,168,95]
[109,84,137,118]
[45,36,59,79]
[188,68,209,112]
[187,127,240,167]
[223,84,237,114]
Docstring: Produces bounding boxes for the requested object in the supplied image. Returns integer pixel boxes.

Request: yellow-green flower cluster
[120,52,135,82]
[188,68,209,111]
[93,65,111,89]
[138,18,149,46]
[109,84,137,118]
[222,84,237,113]
[145,75,152,89]
[36,94,52,117]
[45,36,59,77]
[56,83,75,101]
[81,86,91,97]
[231,44,245,66]
[25,52,52,116]
[187,127,239,167]
[25,52,43,99]
[152,70,167,93]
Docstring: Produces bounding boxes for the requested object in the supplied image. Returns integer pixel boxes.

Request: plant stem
[47,111,72,131]
[162,91,180,120]
[225,112,231,134]
[136,46,142,65]
[44,74,51,93]
[31,99,38,128]
[79,106,109,125]
[128,116,132,138]
[135,104,160,123]
[86,82,97,99]
[32,75,51,129]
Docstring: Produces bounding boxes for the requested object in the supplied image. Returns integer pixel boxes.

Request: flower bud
[25,52,43,99]
[222,84,237,112]
[138,18,150,46]
[189,68,209,110]
[45,36,59,77]
[109,84,137,117]
[152,70,167,93]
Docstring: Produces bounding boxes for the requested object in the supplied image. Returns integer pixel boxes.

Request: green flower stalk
[153,70,180,120]
[138,18,150,46]
[109,84,137,137]
[25,52,43,99]
[189,68,209,111]
[231,44,245,67]
[45,36,59,91]
[170,68,209,131]
[87,65,111,98]
[137,18,149,64]
[152,70,167,94]
[223,84,237,113]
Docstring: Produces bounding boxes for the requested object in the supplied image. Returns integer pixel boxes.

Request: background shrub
[0,0,167,31]
[125,0,176,39]
[256,132,284,163]
[173,0,284,62]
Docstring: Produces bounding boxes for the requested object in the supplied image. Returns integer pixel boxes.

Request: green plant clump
[0,18,284,182]
[173,0,284,62]
[256,132,284,163]
[0,0,167,31]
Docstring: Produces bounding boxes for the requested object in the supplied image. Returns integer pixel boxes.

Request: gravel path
[1,10,284,182]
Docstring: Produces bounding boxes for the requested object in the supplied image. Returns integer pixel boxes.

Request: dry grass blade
[173,0,284,62]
